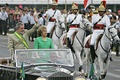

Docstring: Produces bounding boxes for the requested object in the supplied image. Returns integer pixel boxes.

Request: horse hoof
[99,77,102,80]
[79,66,83,72]
[100,74,106,79]
[84,73,88,78]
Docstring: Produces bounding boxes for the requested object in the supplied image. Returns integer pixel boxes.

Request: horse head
[107,25,120,43]
[52,15,66,49]
[81,18,92,31]
[56,15,66,29]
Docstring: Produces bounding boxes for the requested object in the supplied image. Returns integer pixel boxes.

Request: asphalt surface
[0,35,120,80]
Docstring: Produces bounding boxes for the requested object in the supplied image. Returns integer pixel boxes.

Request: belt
[70,24,79,28]
[49,18,56,22]
[94,24,105,30]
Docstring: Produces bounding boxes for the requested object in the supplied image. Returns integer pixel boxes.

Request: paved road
[0,35,120,80]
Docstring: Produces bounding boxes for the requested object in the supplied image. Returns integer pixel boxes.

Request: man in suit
[8,22,38,60]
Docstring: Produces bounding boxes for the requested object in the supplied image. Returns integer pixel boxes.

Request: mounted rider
[44,0,62,37]
[90,3,111,63]
[67,2,83,48]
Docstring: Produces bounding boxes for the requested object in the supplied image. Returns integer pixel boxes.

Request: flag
[84,0,92,9]
[50,0,58,4]
[19,63,25,80]
[100,0,106,8]
[18,4,23,9]
[89,62,94,78]
[88,63,98,80]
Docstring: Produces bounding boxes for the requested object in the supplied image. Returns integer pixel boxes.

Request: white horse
[52,15,66,49]
[60,19,91,73]
[84,24,120,79]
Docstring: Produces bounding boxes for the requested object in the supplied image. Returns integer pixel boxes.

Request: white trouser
[67,28,78,40]
[46,22,55,33]
[90,30,104,45]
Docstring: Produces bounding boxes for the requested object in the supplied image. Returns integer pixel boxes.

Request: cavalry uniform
[44,0,61,36]
[90,4,111,62]
[67,14,82,39]
[90,14,110,45]
[67,2,82,44]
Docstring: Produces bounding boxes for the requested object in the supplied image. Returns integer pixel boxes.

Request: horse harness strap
[100,39,111,63]
[93,16,105,30]
[100,39,111,53]
[70,15,77,24]
[69,15,79,28]
[75,33,84,48]
[49,10,57,22]
[70,24,79,28]
[105,32,113,42]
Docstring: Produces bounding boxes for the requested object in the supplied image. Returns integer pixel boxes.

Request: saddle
[62,31,78,45]
[50,26,56,38]
[95,34,103,50]
[85,34,103,50]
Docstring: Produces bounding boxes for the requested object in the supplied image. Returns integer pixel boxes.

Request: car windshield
[15,49,74,67]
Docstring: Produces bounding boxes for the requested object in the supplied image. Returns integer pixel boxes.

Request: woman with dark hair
[34,26,54,49]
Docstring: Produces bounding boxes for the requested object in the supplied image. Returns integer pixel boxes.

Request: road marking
[107,72,120,78]
[0,44,7,48]
[114,69,120,72]
[0,42,7,45]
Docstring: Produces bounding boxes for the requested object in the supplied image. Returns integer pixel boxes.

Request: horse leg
[98,56,106,79]
[94,59,98,74]
[101,55,110,79]
[75,51,84,73]
[104,59,110,74]
[83,48,90,77]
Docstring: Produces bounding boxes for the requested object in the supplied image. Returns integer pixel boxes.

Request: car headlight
[74,77,86,80]
[36,77,47,80]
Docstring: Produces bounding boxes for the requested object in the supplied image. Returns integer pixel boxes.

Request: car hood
[26,66,74,77]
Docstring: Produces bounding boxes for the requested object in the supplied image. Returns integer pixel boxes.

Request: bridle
[74,22,87,55]
[100,27,117,51]
[108,27,118,40]
[80,21,88,31]
[99,27,118,62]
[55,20,65,38]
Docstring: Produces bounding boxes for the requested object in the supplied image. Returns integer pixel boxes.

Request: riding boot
[67,38,75,53]
[67,38,71,48]
[90,45,96,63]
[47,33,50,37]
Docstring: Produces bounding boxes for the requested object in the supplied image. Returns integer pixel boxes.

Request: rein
[108,27,118,40]
[74,22,87,48]
[100,27,116,53]
[79,22,87,31]
[76,22,89,48]
[99,27,117,63]
[55,20,64,39]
